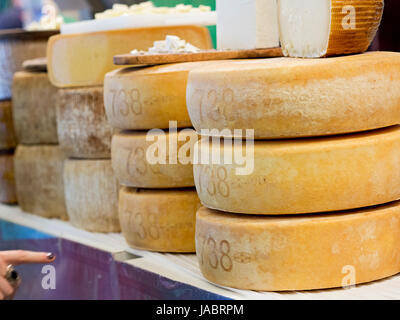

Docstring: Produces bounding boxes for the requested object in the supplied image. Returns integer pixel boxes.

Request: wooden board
[114,47,283,66]
[22,57,47,72]
[0,29,58,40]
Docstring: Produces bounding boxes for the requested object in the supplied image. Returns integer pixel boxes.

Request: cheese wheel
[112,129,196,188]
[0,100,16,149]
[196,204,400,291]
[0,152,17,204]
[187,52,400,139]
[0,30,55,100]
[57,87,113,159]
[14,145,67,219]
[64,159,120,232]
[12,71,58,144]
[194,126,400,215]
[278,0,383,58]
[119,187,200,252]
[47,26,212,88]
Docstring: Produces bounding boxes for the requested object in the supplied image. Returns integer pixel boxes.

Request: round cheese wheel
[47,26,211,88]
[278,0,383,58]
[12,71,58,144]
[57,87,113,159]
[187,52,400,139]
[14,145,67,220]
[196,203,400,291]
[64,159,120,232]
[112,129,197,188]
[194,126,400,215]
[104,61,225,130]
[0,152,17,204]
[119,187,200,252]
[0,100,16,149]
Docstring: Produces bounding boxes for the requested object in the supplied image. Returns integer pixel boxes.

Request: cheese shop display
[47,26,212,88]
[112,129,196,188]
[57,87,113,159]
[104,61,227,130]
[0,100,16,150]
[194,126,400,215]
[187,52,400,139]
[278,0,384,58]
[14,145,67,220]
[0,151,17,204]
[196,203,400,291]
[12,70,59,145]
[64,159,120,233]
[216,0,279,50]
[0,29,57,100]
[119,187,201,252]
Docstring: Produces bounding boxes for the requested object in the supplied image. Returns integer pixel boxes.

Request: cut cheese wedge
[187,52,400,139]
[64,159,120,232]
[47,26,212,88]
[0,100,16,149]
[0,152,16,204]
[194,126,400,215]
[278,0,384,57]
[104,61,225,130]
[119,187,200,252]
[112,129,197,188]
[12,71,59,144]
[57,87,113,159]
[196,204,400,291]
[14,145,67,220]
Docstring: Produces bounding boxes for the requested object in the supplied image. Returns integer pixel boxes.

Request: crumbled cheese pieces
[131,35,200,55]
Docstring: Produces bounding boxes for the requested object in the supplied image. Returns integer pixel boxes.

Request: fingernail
[47,253,55,260]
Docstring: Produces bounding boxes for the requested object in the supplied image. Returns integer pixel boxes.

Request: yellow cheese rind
[0,100,16,149]
[64,159,120,232]
[187,52,400,139]
[47,26,212,88]
[325,0,383,57]
[14,145,67,219]
[12,71,58,144]
[119,187,200,252]
[0,152,17,204]
[57,87,113,159]
[196,204,400,291]
[194,126,400,215]
[112,130,196,188]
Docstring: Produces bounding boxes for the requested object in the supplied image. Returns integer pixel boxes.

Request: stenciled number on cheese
[109,88,143,117]
[124,146,161,177]
[196,165,230,198]
[199,235,233,272]
[129,211,161,241]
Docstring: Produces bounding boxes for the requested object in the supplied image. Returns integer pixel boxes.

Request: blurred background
[0,0,398,51]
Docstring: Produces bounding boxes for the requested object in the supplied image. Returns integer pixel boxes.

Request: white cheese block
[216,0,279,50]
[119,187,201,252]
[194,126,400,215]
[14,145,67,220]
[64,159,120,233]
[196,203,400,291]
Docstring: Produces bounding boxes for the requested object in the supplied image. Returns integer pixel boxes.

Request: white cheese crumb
[130,35,200,55]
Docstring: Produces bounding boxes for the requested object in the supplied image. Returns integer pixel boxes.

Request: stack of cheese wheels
[12,59,67,219]
[186,51,400,291]
[47,25,212,233]
[104,62,224,252]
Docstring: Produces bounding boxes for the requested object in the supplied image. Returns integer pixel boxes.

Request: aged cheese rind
[194,126,400,215]
[57,87,113,159]
[119,187,200,252]
[196,204,400,291]
[0,152,17,204]
[278,0,383,58]
[112,130,196,188]
[47,26,212,88]
[0,100,16,149]
[187,52,400,139]
[64,159,120,232]
[0,38,49,100]
[12,71,58,144]
[14,145,67,219]
[104,62,222,130]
